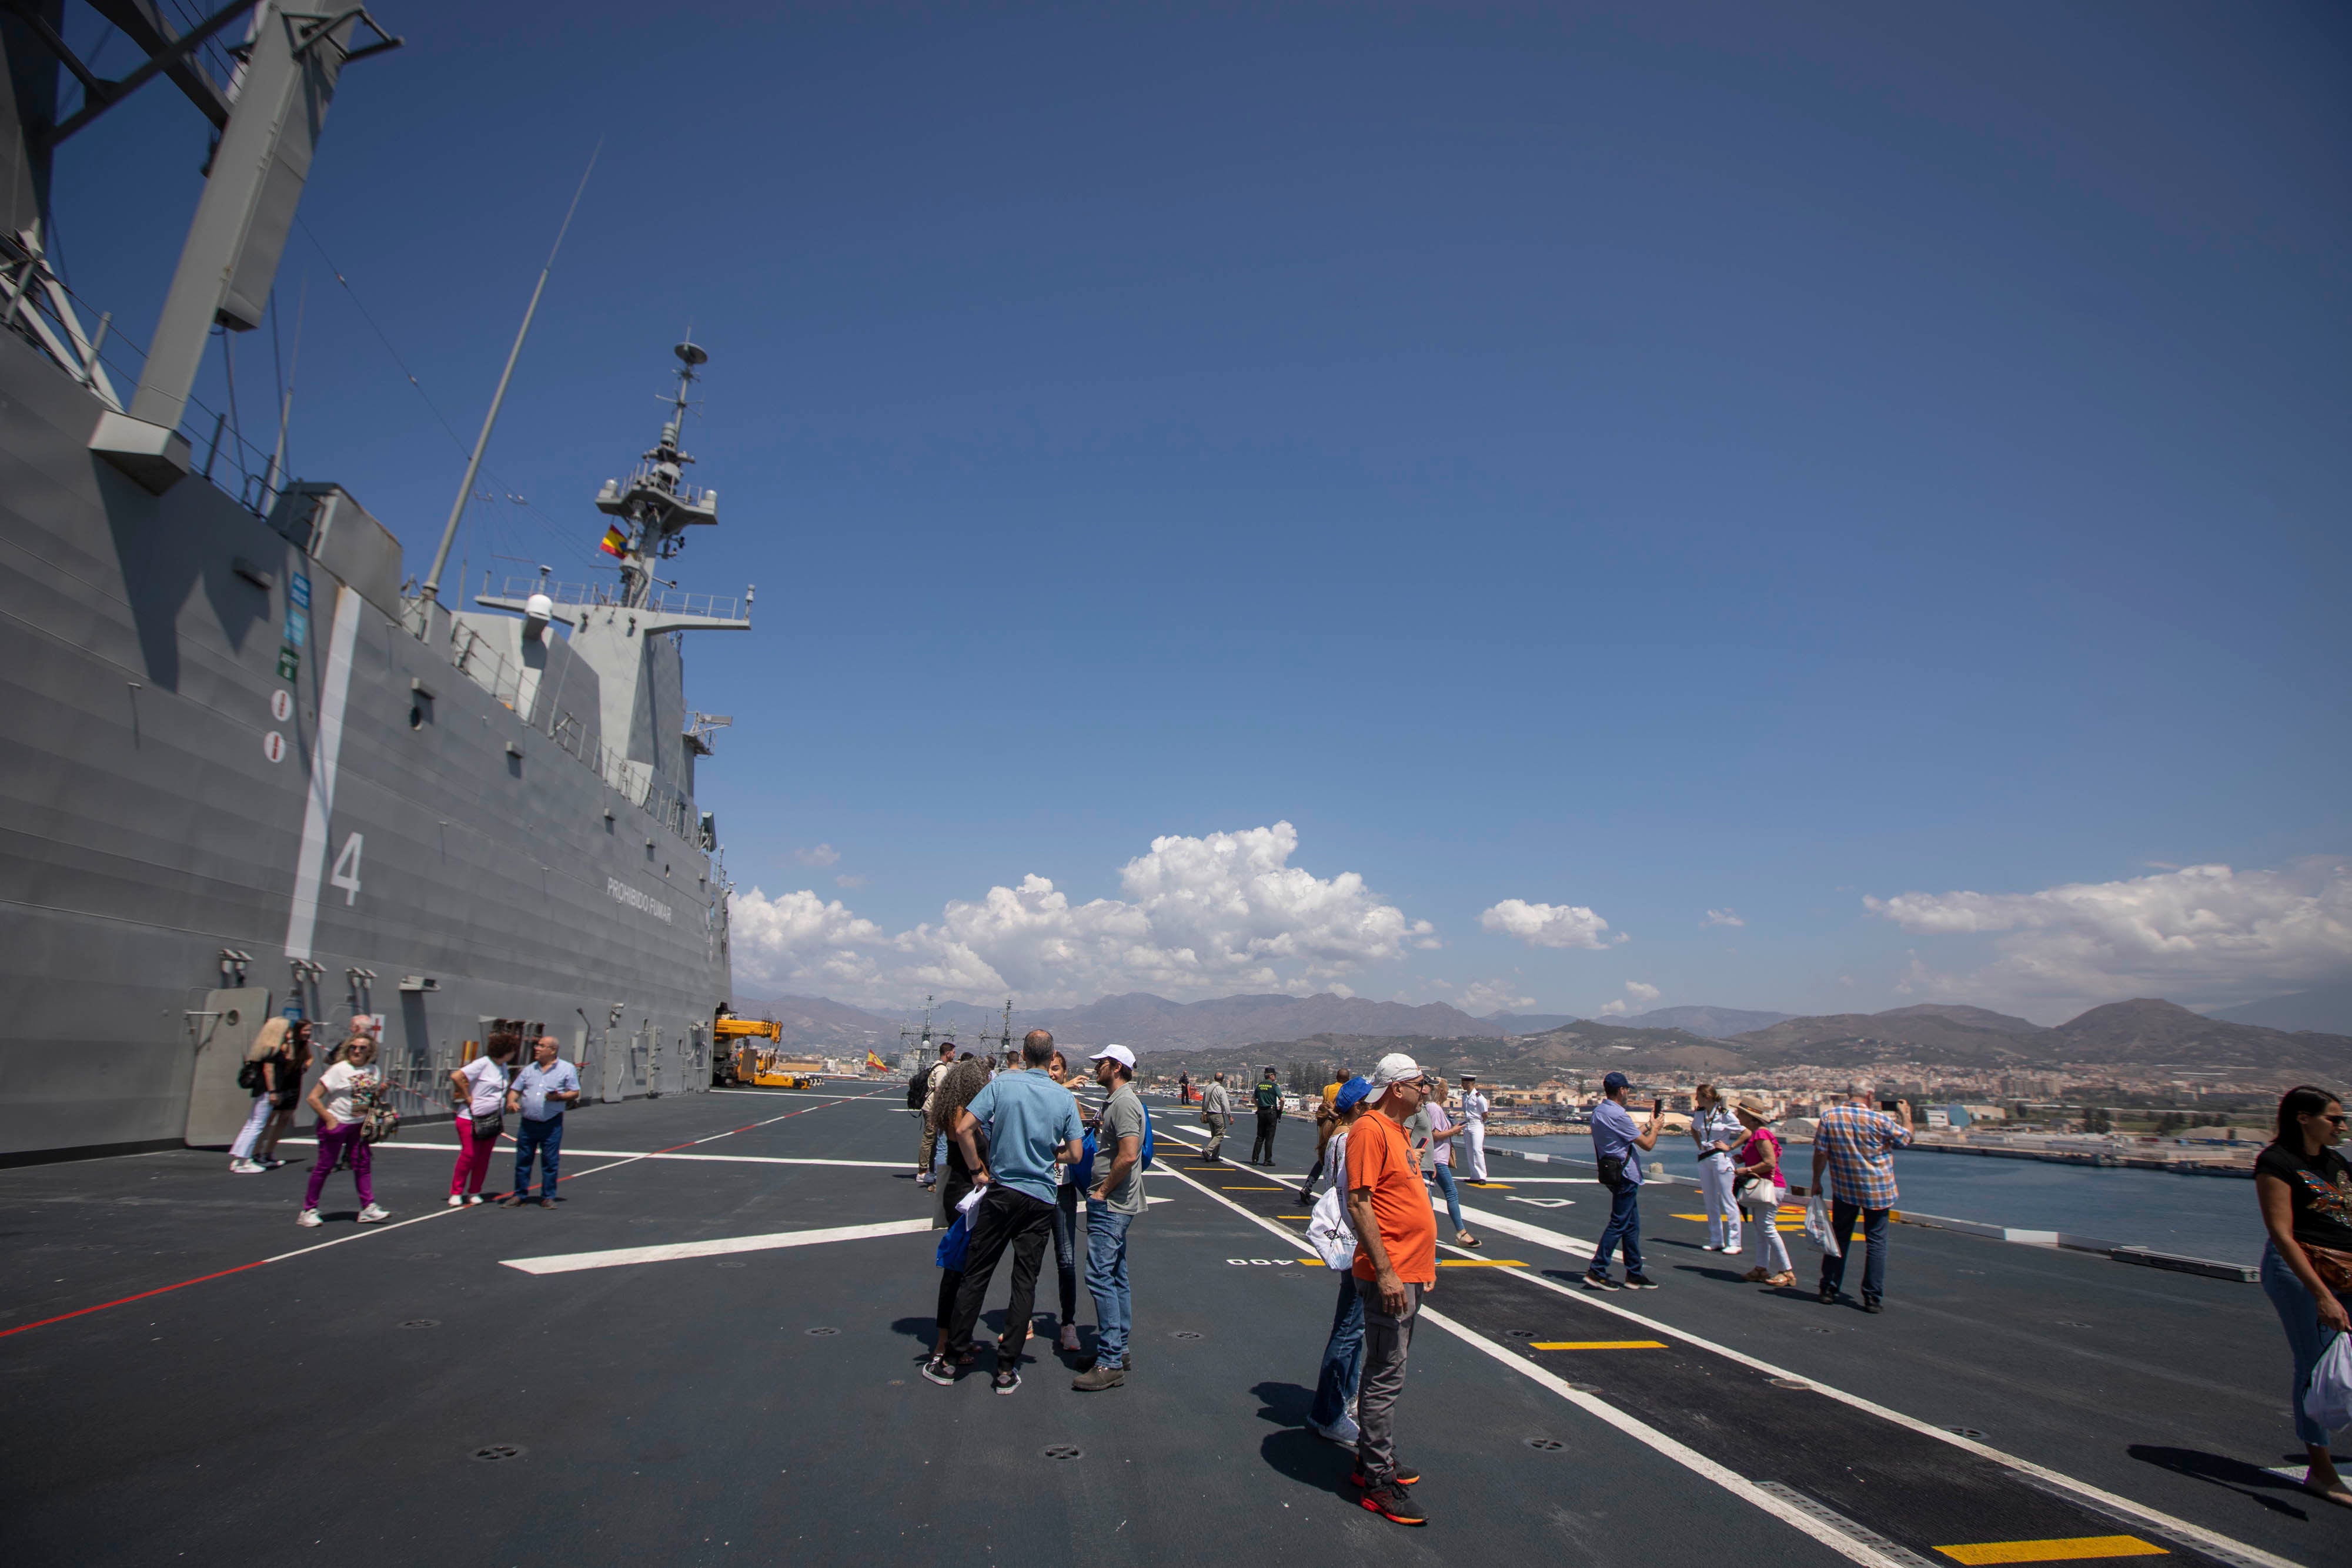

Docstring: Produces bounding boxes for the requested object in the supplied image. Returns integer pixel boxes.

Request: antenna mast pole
[420,145,600,604]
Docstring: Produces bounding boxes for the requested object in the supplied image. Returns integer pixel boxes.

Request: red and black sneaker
[1358,1481,1426,1525]
[1349,1462,1421,1487]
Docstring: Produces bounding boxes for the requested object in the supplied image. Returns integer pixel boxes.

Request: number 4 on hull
[331,833,363,905]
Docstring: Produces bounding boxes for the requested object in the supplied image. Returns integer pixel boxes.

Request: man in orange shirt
[1345,1052,1437,1526]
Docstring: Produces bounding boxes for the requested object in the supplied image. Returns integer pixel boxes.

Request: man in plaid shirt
[1809,1084,1913,1313]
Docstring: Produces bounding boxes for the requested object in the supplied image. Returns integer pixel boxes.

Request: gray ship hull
[0,328,730,1162]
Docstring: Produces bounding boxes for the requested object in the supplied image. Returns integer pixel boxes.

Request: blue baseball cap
[1601,1071,1631,1093]
[1335,1075,1372,1113]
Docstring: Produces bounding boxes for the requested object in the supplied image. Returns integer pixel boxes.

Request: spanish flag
[599,524,629,557]
[866,1051,888,1073]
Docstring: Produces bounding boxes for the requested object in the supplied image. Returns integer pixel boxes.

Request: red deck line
[2,1088,881,1337]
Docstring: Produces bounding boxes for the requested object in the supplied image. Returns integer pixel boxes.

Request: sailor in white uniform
[1459,1075,1490,1182]
[1690,1084,1745,1253]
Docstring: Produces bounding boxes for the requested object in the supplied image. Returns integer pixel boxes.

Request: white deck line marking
[282,583,363,962]
[1420,1305,1905,1568]
[251,1096,883,1266]
[278,1140,900,1167]
[502,1217,934,1275]
[1144,1155,1902,1566]
[1435,1205,2304,1568]
[1155,1158,2301,1568]
[708,1090,894,1100]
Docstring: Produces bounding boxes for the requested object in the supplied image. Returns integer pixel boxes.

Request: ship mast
[596,342,719,610]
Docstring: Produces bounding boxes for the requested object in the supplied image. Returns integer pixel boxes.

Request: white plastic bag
[2306,1332,2352,1433]
[1305,1144,1355,1269]
[1803,1192,1842,1257]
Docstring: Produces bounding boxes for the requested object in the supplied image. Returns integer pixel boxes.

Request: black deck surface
[1,1087,2343,1566]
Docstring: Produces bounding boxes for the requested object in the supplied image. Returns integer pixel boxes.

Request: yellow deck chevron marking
[1933,1537,2164,1564]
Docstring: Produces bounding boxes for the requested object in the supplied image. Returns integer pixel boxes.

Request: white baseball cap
[1089,1044,1137,1070]
[1367,1052,1424,1104]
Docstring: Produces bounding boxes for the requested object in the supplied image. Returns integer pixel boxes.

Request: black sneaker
[1623,1273,1659,1289]
[1358,1481,1426,1525]
[1349,1462,1419,1487]
[993,1368,1021,1394]
[1862,1298,1883,1315]
[1818,1282,1837,1305]
[1582,1273,1619,1291]
[920,1357,956,1386]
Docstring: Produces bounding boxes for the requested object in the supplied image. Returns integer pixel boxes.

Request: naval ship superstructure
[0,3,747,1162]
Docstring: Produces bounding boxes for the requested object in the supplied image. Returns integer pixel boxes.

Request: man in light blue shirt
[503,1035,580,1208]
[1584,1071,1663,1291]
[932,1029,1083,1393]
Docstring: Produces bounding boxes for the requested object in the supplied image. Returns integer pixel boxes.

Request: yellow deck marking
[1278,1214,1312,1219]
[1462,1182,1514,1188]
[1530,1340,1669,1350]
[1672,1213,1710,1221]
[1438,1259,1529,1267]
[1933,1537,2165,1564]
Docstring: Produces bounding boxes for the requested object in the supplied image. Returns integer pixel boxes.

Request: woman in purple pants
[298,1034,389,1228]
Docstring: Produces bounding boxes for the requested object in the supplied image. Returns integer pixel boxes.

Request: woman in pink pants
[298,1034,387,1226]
[447,1035,518,1205]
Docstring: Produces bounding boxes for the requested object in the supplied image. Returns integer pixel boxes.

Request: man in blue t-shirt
[932,1029,1084,1393]
[1583,1071,1663,1290]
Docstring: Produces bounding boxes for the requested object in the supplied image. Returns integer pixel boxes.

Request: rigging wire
[293,216,611,579]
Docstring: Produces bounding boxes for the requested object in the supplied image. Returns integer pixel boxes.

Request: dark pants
[1308,1273,1364,1429]
[1589,1181,1644,1276]
[1820,1201,1890,1301]
[1050,1182,1080,1327]
[1252,1110,1279,1164]
[1355,1280,1419,1485]
[513,1115,563,1199]
[947,1185,1056,1363]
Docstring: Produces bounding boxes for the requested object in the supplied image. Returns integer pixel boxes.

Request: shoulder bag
[1306,1144,1355,1269]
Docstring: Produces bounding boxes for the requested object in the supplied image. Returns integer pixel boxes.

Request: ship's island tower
[466,342,751,830]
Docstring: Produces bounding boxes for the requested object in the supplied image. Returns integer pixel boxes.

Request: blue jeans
[1308,1273,1364,1428]
[1589,1181,1644,1275]
[1820,1201,1889,1301]
[1085,1205,1135,1368]
[2262,1240,2350,1446]
[513,1115,563,1199]
[1430,1163,1464,1233]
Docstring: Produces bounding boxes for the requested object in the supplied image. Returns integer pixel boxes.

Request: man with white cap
[1345,1052,1436,1526]
[1075,1044,1148,1390]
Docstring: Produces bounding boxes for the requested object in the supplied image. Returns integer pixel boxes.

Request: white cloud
[1865,858,2352,1011]
[834,874,867,889]
[1480,898,1623,950]
[793,844,841,867]
[1461,978,1536,1014]
[1596,979,1661,1017]
[730,821,1434,1008]
[1703,908,1745,928]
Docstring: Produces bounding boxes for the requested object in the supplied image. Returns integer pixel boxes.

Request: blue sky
[51,3,2351,1021]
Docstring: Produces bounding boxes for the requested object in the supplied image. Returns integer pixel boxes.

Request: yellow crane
[713,1017,823,1088]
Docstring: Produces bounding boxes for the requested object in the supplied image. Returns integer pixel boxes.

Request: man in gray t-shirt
[1200,1072,1232,1164]
[1075,1044,1148,1390]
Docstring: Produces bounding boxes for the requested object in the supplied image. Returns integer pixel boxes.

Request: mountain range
[732,988,2352,1079]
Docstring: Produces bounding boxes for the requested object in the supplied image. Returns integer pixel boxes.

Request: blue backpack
[1073,1099,1152,1190]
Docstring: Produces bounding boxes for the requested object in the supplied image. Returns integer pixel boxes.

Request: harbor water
[1497,1132,2260,1264]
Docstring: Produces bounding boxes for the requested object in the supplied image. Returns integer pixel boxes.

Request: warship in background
[0,2,752,1163]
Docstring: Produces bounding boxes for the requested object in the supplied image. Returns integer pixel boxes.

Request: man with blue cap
[1306,1075,1374,1446]
[1585,1070,1663,1290]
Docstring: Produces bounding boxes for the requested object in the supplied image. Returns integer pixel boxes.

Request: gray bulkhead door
[185,988,274,1146]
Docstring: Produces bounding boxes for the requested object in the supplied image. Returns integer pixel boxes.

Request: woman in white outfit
[1732,1097,1793,1285]
[1690,1083,1744,1253]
